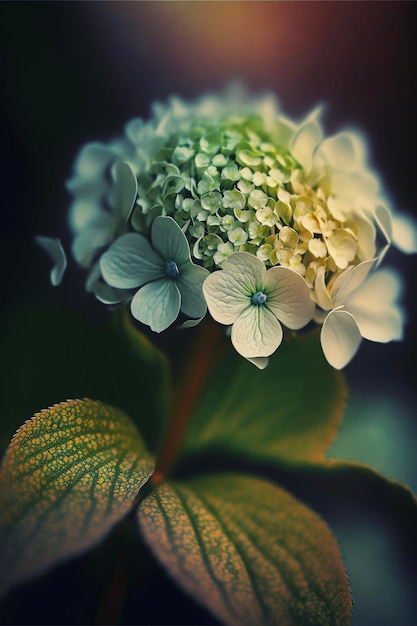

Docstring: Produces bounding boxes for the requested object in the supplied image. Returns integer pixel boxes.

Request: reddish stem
[151,321,225,486]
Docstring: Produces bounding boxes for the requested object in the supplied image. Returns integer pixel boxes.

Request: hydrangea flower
[58,84,415,367]
[203,252,314,367]
[100,216,209,332]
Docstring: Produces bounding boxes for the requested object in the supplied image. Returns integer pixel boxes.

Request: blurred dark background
[0,2,416,624]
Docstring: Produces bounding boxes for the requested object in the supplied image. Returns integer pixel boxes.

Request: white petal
[391,212,417,254]
[290,115,323,174]
[151,216,191,267]
[346,270,404,343]
[35,236,67,286]
[312,266,333,310]
[331,258,376,306]
[263,266,314,330]
[130,279,181,333]
[222,251,267,294]
[110,161,138,221]
[178,265,210,319]
[246,356,270,370]
[231,306,283,359]
[317,131,364,172]
[203,270,249,325]
[100,233,163,289]
[321,308,362,369]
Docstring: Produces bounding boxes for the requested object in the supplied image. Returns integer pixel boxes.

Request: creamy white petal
[100,232,164,289]
[346,270,404,343]
[35,236,67,286]
[222,252,267,295]
[263,266,314,330]
[151,216,191,267]
[331,258,376,306]
[312,266,333,310]
[321,308,362,369]
[231,306,283,359]
[317,132,358,171]
[130,279,181,333]
[290,116,323,174]
[178,264,210,319]
[203,269,250,325]
[391,212,417,254]
[246,356,270,370]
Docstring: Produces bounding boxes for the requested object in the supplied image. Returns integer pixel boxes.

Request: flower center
[165,260,180,279]
[251,291,267,306]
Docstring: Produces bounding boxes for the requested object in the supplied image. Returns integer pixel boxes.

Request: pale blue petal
[68,199,104,233]
[130,279,181,333]
[110,161,138,221]
[231,306,283,359]
[72,214,116,267]
[321,308,362,369]
[86,266,132,304]
[179,317,205,329]
[178,264,210,319]
[151,216,191,266]
[73,142,115,177]
[100,233,164,289]
[35,236,67,286]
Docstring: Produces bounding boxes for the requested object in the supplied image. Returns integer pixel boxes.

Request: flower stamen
[251,291,267,306]
[166,260,180,279]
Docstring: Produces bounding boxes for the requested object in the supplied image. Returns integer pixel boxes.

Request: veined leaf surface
[138,473,351,626]
[0,399,154,595]
[180,331,346,466]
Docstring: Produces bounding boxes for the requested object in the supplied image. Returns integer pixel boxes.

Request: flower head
[203,252,314,367]
[100,216,209,332]
[60,85,415,367]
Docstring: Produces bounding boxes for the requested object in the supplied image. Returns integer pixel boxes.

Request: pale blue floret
[100,216,210,332]
[251,291,267,306]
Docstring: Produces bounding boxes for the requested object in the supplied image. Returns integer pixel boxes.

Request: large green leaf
[0,302,169,456]
[180,330,346,466]
[0,399,154,595]
[138,473,351,626]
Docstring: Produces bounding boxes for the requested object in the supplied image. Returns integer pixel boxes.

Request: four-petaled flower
[100,216,209,332]
[203,252,315,367]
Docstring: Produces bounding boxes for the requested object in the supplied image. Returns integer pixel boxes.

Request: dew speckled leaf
[0,399,154,595]
[180,331,346,465]
[138,473,351,626]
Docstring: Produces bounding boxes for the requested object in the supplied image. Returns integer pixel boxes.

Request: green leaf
[180,331,346,466]
[0,302,169,457]
[138,473,351,626]
[0,399,154,595]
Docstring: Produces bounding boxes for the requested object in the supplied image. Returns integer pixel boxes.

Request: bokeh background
[0,2,416,624]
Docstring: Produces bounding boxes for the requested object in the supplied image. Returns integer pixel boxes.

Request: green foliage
[138,473,352,626]
[0,303,169,456]
[0,399,154,596]
[180,330,346,465]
